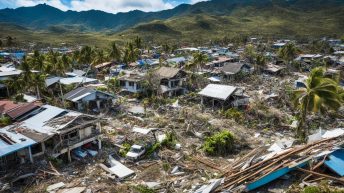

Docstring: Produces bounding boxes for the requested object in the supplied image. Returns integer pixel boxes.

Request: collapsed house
[155,67,187,97]
[198,84,249,109]
[63,86,115,112]
[263,64,286,75]
[0,105,102,171]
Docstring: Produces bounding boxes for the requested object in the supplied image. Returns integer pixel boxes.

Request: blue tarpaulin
[325,149,344,176]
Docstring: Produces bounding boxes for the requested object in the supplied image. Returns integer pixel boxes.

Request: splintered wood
[216,135,344,192]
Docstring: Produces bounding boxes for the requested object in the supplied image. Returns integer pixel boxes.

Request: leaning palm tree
[292,67,342,141]
[109,42,121,62]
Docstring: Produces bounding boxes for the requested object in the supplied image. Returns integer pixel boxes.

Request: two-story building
[0,105,102,171]
[118,71,146,94]
[155,67,187,97]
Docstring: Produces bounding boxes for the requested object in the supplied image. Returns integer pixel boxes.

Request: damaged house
[198,84,249,109]
[63,87,115,113]
[0,105,102,170]
[118,71,145,94]
[155,67,187,97]
[221,62,252,80]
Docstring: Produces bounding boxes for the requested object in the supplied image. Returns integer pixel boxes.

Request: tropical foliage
[292,67,342,140]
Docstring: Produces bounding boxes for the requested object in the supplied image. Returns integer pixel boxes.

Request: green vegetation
[161,132,177,149]
[119,143,131,157]
[292,67,343,141]
[133,185,156,193]
[0,116,11,127]
[203,130,235,156]
[222,108,244,123]
[1,1,344,46]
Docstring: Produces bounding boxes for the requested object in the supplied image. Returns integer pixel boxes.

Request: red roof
[0,100,40,119]
[0,100,20,114]
[7,102,39,119]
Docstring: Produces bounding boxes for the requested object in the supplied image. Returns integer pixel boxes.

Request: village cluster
[0,37,344,193]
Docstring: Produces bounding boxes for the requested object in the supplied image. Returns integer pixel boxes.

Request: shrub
[96,86,107,92]
[133,185,156,193]
[303,186,321,193]
[223,108,244,123]
[0,116,11,127]
[203,130,235,156]
[119,143,131,157]
[160,132,177,149]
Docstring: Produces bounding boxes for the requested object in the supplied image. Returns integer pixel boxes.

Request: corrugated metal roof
[0,127,36,157]
[45,76,62,87]
[59,77,98,85]
[7,102,39,119]
[198,84,237,100]
[63,87,94,102]
[21,105,68,135]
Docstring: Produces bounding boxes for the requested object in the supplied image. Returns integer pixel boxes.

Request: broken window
[31,143,43,155]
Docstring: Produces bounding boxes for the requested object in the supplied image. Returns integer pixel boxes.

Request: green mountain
[0,0,343,46]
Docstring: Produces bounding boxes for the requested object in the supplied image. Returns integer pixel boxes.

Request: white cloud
[190,0,208,4]
[5,0,174,13]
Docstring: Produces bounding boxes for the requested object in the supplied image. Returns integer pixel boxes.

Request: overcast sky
[0,0,208,13]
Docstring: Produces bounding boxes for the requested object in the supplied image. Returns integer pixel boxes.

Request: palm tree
[54,54,70,76]
[92,48,106,66]
[80,46,93,65]
[127,42,139,62]
[292,67,342,141]
[45,50,60,75]
[278,43,299,68]
[109,42,121,62]
[255,54,267,74]
[32,73,47,99]
[18,56,32,88]
[29,50,45,72]
[192,51,208,71]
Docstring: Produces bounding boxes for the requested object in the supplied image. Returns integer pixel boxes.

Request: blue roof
[0,127,36,157]
[325,149,344,176]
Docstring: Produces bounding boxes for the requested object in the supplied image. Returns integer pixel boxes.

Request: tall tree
[45,50,60,75]
[92,48,106,66]
[79,46,93,65]
[32,73,47,99]
[109,42,121,62]
[292,67,342,141]
[29,50,45,72]
[18,56,32,87]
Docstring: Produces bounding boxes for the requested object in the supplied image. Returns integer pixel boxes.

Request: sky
[0,0,208,13]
